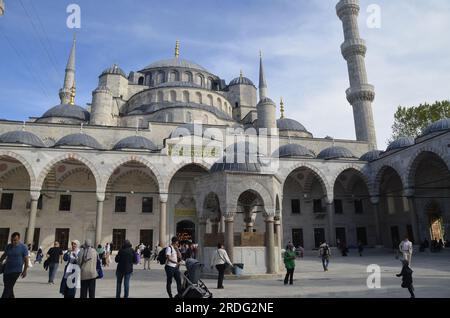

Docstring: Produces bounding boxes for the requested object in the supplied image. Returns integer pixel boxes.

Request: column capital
[159,193,168,203]
[96,192,105,202]
[30,190,41,201]
[264,215,275,222]
[224,212,235,222]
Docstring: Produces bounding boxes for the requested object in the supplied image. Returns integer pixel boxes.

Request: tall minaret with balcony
[59,35,76,104]
[336,0,377,149]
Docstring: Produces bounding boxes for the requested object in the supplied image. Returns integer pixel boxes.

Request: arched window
[170,90,177,102]
[186,111,193,123]
[207,95,213,106]
[157,91,164,102]
[138,76,144,85]
[207,77,213,90]
[184,71,193,83]
[196,74,204,87]
[196,92,202,104]
[165,112,173,123]
[217,98,223,111]
[169,70,179,82]
[157,71,165,84]
[183,91,190,103]
[145,74,152,86]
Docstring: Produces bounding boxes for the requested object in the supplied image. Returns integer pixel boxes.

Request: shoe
[217,286,224,289]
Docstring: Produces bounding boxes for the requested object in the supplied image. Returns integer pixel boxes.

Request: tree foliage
[390,100,450,143]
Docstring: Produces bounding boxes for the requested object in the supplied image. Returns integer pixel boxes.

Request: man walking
[115,240,135,298]
[165,236,182,298]
[319,241,331,272]
[0,232,29,298]
[78,239,99,298]
[399,236,413,265]
[46,241,63,284]
[143,245,151,270]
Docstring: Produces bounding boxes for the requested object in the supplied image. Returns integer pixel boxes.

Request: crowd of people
[0,231,447,299]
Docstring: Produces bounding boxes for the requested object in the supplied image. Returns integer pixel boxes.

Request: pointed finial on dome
[175,40,180,59]
[69,81,76,105]
[280,97,285,119]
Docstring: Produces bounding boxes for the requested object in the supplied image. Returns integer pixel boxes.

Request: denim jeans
[322,257,329,271]
[48,263,59,283]
[116,272,132,298]
[165,265,182,298]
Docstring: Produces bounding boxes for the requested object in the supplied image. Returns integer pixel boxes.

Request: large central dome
[141,58,208,72]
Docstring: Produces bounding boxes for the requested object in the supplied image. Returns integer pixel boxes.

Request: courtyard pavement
[2,249,449,298]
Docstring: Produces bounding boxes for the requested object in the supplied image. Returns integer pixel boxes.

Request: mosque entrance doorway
[176,220,196,243]
[427,202,444,241]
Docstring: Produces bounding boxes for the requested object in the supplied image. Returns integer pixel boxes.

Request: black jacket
[115,247,135,274]
[397,265,413,285]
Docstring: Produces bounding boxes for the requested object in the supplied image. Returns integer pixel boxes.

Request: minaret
[59,34,76,104]
[175,40,180,59]
[259,51,268,101]
[336,0,377,149]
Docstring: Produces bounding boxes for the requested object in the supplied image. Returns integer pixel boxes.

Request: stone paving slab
[2,250,449,298]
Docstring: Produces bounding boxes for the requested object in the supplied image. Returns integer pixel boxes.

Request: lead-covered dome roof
[101,64,127,78]
[113,136,157,151]
[211,142,262,173]
[360,150,382,162]
[141,58,207,72]
[386,136,414,152]
[54,133,102,149]
[273,144,315,158]
[277,118,308,133]
[422,118,450,136]
[0,130,46,148]
[229,76,255,87]
[318,146,356,160]
[40,104,90,122]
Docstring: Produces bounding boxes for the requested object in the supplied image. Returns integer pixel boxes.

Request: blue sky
[1,0,450,148]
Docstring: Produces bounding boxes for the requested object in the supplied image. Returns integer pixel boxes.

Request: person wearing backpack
[115,240,135,298]
[396,259,415,298]
[164,236,183,298]
[319,241,331,272]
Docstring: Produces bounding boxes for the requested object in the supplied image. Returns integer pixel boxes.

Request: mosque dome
[54,133,102,149]
[422,118,450,136]
[317,146,356,160]
[154,81,202,89]
[141,58,208,73]
[386,137,414,152]
[101,64,127,78]
[277,118,308,133]
[257,97,276,106]
[0,130,46,148]
[40,104,90,122]
[360,150,382,162]
[229,76,255,87]
[211,142,262,173]
[113,136,157,151]
[273,144,315,158]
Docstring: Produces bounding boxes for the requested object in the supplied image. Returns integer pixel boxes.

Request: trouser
[48,263,59,283]
[322,257,329,271]
[284,268,294,285]
[165,265,182,298]
[116,272,132,298]
[2,273,21,299]
[144,258,151,269]
[408,285,415,298]
[402,252,412,265]
[80,279,96,298]
[216,264,226,288]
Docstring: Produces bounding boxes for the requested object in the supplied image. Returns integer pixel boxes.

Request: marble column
[224,215,234,263]
[159,194,168,247]
[370,196,383,246]
[326,199,336,246]
[95,192,105,247]
[198,217,208,264]
[265,215,276,274]
[405,190,420,244]
[25,190,41,246]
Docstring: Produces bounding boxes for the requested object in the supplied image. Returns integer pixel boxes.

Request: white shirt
[166,245,178,268]
[399,240,413,253]
[211,248,232,266]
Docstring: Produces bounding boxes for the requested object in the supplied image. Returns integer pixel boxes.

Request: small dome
[40,104,90,122]
[55,133,102,149]
[0,130,46,148]
[257,97,275,105]
[318,146,356,160]
[422,118,450,135]
[211,142,261,173]
[273,144,315,158]
[386,137,414,152]
[113,136,157,151]
[229,76,255,87]
[277,118,308,133]
[142,58,207,72]
[101,64,127,78]
[360,150,382,162]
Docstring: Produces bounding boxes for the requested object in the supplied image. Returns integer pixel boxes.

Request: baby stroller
[181,258,213,298]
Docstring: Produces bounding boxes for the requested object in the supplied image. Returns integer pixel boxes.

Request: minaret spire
[336,0,377,149]
[280,97,285,119]
[258,51,267,101]
[175,40,180,59]
[59,34,76,104]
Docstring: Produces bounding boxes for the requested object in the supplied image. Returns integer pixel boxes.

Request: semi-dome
[277,118,308,133]
[273,144,315,158]
[0,130,46,148]
[386,136,414,152]
[54,133,102,149]
[141,58,207,72]
[101,64,127,78]
[40,104,90,122]
[229,76,255,87]
[360,150,382,162]
[211,142,261,173]
[317,146,356,160]
[422,118,450,136]
[113,136,157,151]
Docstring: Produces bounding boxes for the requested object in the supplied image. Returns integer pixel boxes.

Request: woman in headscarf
[60,240,81,298]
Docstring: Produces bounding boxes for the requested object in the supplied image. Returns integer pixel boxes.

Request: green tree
[390,100,450,143]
